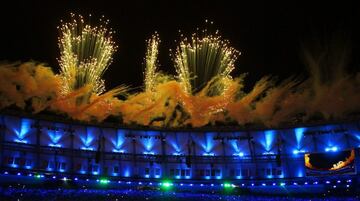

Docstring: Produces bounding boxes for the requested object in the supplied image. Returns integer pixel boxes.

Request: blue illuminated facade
[0,113,359,188]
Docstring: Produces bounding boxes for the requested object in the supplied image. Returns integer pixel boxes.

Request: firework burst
[144,32,161,92]
[174,31,240,95]
[58,13,117,102]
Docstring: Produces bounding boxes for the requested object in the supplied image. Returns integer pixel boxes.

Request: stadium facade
[0,112,359,194]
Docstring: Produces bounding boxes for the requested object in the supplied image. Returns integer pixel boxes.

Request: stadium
[0,110,359,200]
[1,1,360,200]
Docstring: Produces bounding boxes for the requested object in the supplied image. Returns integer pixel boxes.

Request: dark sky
[0,0,358,91]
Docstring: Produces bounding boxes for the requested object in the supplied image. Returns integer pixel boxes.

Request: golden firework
[144,32,161,92]
[174,31,240,95]
[58,14,117,100]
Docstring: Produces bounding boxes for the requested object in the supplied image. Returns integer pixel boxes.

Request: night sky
[0,0,358,91]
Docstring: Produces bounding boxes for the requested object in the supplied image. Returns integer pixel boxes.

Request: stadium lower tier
[1,188,358,201]
[0,113,359,195]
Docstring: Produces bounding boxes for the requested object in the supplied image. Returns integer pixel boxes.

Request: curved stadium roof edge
[1,109,359,133]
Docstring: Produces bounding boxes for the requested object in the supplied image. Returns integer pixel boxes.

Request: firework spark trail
[144,33,161,92]
[58,13,117,99]
[174,32,240,95]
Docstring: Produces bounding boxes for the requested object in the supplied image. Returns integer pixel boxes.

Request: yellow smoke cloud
[1,61,359,128]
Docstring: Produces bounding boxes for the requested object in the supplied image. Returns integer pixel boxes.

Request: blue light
[80,131,95,149]
[325,146,338,152]
[52,176,56,179]
[74,178,78,181]
[143,151,154,155]
[262,183,266,186]
[49,143,62,148]
[233,152,244,157]
[294,127,305,149]
[113,149,124,153]
[272,183,276,186]
[13,119,31,141]
[168,135,182,154]
[48,130,63,145]
[202,132,216,153]
[293,149,305,155]
[25,165,32,169]
[296,169,304,177]
[17,172,21,176]
[230,138,242,154]
[262,151,275,155]
[140,131,157,152]
[112,130,125,151]
[92,171,99,175]
[261,130,275,152]
[10,163,19,168]
[14,139,28,144]
[172,152,182,156]
[124,168,130,177]
[81,147,94,151]
[280,182,286,186]
[304,182,308,185]
[203,152,215,156]
[326,181,330,184]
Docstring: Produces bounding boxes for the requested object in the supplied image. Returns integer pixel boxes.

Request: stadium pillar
[312,134,318,152]
[161,133,167,178]
[34,121,41,170]
[221,137,227,179]
[131,132,137,177]
[69,128,74,174]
